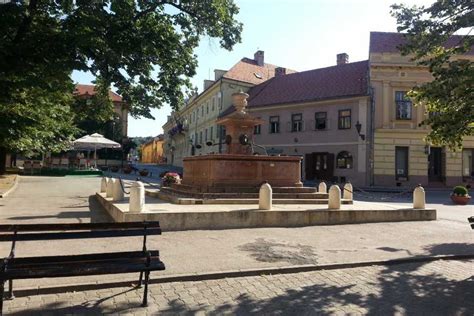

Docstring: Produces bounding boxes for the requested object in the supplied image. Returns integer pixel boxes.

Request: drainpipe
[369,86,375,186]
[218,81,223,154]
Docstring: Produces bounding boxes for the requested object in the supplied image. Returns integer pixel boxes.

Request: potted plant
[162,172,181,187]
[123,166,132,174]
[450,185,471,205]
[110,166,119,173]
[139,169,149,177]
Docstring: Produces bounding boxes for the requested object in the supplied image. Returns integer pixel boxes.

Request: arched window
[336,151,353,169]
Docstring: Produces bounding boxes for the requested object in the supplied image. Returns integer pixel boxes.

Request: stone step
[206,199,353,205]
[159,187,327,199]
[172,184,318,194]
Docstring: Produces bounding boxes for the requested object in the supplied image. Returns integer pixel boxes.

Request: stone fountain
[158,91,329,203]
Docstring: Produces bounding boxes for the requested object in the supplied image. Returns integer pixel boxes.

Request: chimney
[254,50,264,66]
[275,67,286,77]
[203,79,214,90]
[337,53,349,65]
[214,69,226,80]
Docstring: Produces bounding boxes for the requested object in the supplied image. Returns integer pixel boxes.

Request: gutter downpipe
[218,80,223,154]
[369,85,375,186]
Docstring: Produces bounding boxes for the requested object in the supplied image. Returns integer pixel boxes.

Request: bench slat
[3,260,165,280]
[0,228,162,242]
[0,222,160,232]
[5,250,159,266]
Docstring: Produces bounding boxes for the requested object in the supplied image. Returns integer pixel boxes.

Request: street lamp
[355,121,365,141]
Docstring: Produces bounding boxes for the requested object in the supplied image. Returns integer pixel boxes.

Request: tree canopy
[0,0,242,172]
[391,0,473,148]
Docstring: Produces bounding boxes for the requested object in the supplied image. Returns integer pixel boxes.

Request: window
[199,131,202,144]
[206,103,209,114]
[338,109,351,129]
[212,98,215,112]
[395,146,409,180]
[216,125,219,138]
[205,129,208,141]
[315,112,327,130]
[336,151,353,169]
[291,113,303,132]
[462,149,474,178]
[269,116,280,134]
[254,124,261,135]
[210,126,214,140]
[395,91,412,120]
[201,106,204,116]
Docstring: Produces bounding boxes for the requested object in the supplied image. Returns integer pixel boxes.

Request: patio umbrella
[73,133,121,168]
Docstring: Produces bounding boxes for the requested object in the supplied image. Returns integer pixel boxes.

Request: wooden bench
[469,216,474,230]
[0,222,165,313]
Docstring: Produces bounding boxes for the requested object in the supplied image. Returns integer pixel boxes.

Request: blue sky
[72,0,434,137]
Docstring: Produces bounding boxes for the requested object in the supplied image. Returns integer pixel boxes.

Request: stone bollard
[112,178,124,201]
[259,182,272,210]
[318,181,327,193]
[413,185,425,209]
[106,178,115,198]
[328,185,341,209]
[343,182,353,201]
[100,177,107,193]
[129,181,145,213]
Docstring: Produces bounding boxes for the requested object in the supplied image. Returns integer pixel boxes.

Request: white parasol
[73,133,121,168]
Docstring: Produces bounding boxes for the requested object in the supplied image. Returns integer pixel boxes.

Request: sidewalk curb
[0,175,19,198]
[9,253,474,298]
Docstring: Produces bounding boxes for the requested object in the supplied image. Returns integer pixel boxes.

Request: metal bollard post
[318,181,327,193]
[343,182,353,201]
[259,182,272,210]
[413,185,425,209]
[106,178,115,198]
[328,185,341,209]
[112,178,124,201]
[130,181,145,213]
[100,177,107,193]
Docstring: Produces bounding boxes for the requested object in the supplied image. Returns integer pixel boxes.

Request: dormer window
[254,72,263,79]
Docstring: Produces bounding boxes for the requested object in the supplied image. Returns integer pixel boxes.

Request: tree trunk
[0,146,7,175]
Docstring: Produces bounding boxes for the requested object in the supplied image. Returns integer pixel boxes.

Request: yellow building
[163,50,293,167]
[141,135,164,164]
[370,32,474,187]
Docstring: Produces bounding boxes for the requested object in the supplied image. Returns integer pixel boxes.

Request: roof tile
[247,60,369,108]
[74,84,123,102]
[369,31,474,54]
[223,58,296,85]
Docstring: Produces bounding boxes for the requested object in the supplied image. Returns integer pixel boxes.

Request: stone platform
[151,185,354,205]
[96,192,437,231]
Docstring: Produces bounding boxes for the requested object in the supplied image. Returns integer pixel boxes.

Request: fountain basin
[182,154,303,189]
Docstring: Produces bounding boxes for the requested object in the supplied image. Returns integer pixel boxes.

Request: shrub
[452,185,468,196]
[139,169,149,176]
[162,172,181,187]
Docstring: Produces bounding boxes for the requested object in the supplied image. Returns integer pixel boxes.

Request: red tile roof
[370,31,474,54]
[223,58,296,85]
[247,60,369,108]
[74,84,123,102]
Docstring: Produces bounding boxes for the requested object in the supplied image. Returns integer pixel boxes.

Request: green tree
[391,0,473,148]
[0,0,242,173]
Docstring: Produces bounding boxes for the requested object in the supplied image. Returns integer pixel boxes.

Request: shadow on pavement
[5,196,112,223]
[7,243,474,315]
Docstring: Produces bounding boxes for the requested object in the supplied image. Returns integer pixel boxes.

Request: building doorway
[305,152,334,181]
[428,147,443,182]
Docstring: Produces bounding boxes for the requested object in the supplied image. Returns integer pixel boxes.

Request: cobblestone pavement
[4,259,473,315]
